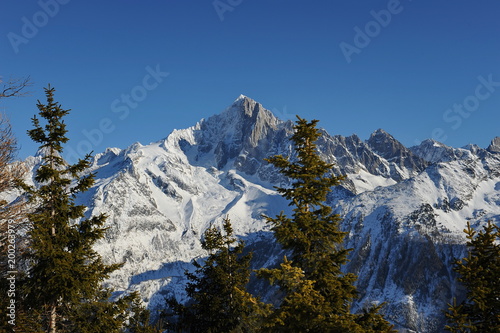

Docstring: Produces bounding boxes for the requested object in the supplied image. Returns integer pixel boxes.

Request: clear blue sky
[2,0,500,162]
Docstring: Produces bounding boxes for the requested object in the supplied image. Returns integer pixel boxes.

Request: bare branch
[0,113,29,277]
[0,76,33,98]
[0,113,28,214]
[0,79,31,285]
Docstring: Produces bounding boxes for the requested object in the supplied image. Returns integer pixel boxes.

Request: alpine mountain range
[20,95,500,332]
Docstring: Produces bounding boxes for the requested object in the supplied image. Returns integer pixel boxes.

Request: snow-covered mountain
[21,96,500,332]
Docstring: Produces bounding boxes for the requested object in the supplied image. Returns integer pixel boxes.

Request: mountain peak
[234,94,249,103]
[231,94,255,107]
[225,95,259,118]
[225,96,291,126]
[487,137,500,153]
[174,95,284,172]
[366,128,428,179]
[367,129,399,151]
[418,138,446,148]
[372,128,390,136]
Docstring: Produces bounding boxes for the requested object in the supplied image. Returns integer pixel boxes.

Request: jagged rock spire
[487,137,500,153]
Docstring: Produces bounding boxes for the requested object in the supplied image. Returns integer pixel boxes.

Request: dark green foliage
[261,117,395,332]
[257,257,336,332]
[166,216,269,332]
[17,86,156,332]
[445,221,500,332]
[264,118,355,299]
[68,291,158,333]
[126,294,161,333]
[18,86,117,331]
[355,304,400,333]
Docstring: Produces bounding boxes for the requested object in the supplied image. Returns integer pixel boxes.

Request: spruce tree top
[445,221,500,332]
[264,116,347,269]
[29,85,69,169]
[261,117,396,332]
[27,85,93,188]
[267,117,343,209]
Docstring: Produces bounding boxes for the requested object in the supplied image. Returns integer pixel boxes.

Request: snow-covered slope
[16,96,500,332]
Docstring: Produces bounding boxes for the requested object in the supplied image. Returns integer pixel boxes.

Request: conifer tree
[125,294,160,333]
[68,290,159,333]
[166,216,269,332]
[257,257,334,332]
[18,86,156,332]
[261,117,395,332]
[445,221,500,332]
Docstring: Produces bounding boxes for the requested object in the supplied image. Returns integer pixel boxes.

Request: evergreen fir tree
[445,221,500,332]
[257,257,336,332]
[166,216,269,332]
[18,86,156,332]
[125,294,160,333]
[260,116,395,332]
[69,290,159,333]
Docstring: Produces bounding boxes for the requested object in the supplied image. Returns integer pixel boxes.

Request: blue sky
[1,0,500,162]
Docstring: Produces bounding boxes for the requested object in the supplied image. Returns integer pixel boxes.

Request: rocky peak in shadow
[367,129,428,179]
[487,137,500,153]
[180,95,292,179]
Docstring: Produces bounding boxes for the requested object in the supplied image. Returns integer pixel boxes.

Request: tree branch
[0,76,33,98]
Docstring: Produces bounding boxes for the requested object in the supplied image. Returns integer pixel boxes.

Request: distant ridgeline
[16,95,500,332]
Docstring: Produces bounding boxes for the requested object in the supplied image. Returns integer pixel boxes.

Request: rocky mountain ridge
[17,96,500,332]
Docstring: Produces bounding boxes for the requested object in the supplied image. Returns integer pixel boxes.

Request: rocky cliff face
[13,96,500,332]
[487,136,500,153]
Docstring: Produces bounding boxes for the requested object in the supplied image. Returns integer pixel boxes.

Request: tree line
[0,84,498,332]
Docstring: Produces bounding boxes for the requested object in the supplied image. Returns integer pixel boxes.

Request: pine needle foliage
[445,221,500,332]
[68,290,159,333]
[166,216,269,332]
[257,257,335,332]
[261,116,395,332]
[17,86,156,332]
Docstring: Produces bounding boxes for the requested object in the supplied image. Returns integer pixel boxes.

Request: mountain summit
[164,95,289,179]
[15,96,500,332]
[487,136,500,153]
